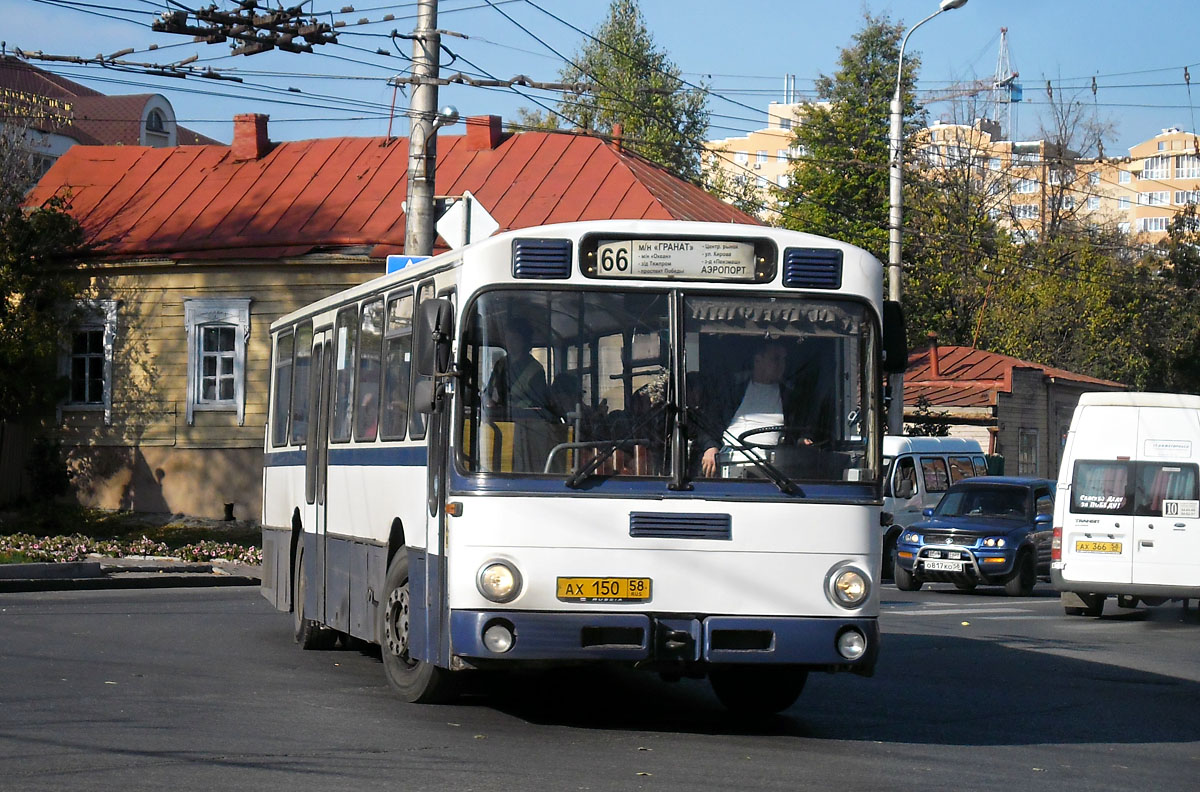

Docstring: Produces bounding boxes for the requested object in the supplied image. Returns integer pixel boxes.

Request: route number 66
[600,244,631,272]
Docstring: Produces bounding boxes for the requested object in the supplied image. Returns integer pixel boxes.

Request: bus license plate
[923,559,963,572]
[1076,540,1122,554]
[556,577,651,603]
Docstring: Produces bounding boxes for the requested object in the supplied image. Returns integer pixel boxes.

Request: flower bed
[0,532,263,566]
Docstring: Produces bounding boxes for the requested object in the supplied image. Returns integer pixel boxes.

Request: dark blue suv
[893,477,1056,596]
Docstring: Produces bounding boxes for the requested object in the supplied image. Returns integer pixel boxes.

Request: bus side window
[290,323,313,445]
[972,455,988,476]
[381,292,413,441]
[894,456,918,499]
[409,281,436,441]
[355,299,384,442]
[920,456,949,493]
[271,329,294,447]
[331,306,358,443]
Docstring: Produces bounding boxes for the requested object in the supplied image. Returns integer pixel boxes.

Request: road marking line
[883,607,1030,616]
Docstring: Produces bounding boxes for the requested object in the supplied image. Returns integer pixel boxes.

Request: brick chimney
[927,331,941,378]
[233,113,271,160]
[465,115,503,151]
[612,122,623,152]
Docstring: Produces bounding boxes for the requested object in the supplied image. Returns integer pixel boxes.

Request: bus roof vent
[782,247,843,290]
[629,512,732,541]
[512,238,573,279]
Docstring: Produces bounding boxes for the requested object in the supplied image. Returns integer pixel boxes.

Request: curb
[0,559,261,593]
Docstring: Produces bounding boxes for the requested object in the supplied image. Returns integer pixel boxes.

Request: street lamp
[887,0,967,435]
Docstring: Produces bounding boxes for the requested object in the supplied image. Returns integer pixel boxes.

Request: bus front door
[301,330,332,626]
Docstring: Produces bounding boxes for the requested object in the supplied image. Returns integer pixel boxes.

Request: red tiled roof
[27,117,760,260]
[904,344,1125,408]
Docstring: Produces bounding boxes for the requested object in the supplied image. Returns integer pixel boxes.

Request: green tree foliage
[700,155,765,217]
[774,13,922,259]
[906,395,950,436]
[0,184,87,422]
[517,0,709,182]
[1138,205,1200,391]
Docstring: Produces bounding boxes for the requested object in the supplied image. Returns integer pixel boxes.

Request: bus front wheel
[379,550,458,703]
[708,665,807,716]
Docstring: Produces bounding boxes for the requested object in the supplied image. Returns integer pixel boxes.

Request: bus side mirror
[415,298,454,377]
[414,379,436,415]
[882,300,908,374]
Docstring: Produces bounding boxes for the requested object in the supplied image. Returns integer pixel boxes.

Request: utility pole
[887,0,967,436]
[405,0,441,257]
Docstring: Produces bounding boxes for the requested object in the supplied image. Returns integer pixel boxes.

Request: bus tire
[894,563,922,592]
[708,665,807,716]
[882,529,899,581]
[379,550,458,704]
[294,549,335,650]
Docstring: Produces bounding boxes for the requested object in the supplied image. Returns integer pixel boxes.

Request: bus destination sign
[594,239,758,281]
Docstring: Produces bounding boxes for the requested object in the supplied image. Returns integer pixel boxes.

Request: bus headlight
[826,564,870,609]
[477,561,522,603]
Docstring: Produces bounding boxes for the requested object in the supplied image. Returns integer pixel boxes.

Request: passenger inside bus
[483,319,562,471]
[485,319,554,418]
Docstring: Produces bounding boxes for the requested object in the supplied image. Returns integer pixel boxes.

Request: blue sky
[6,0,1199,153]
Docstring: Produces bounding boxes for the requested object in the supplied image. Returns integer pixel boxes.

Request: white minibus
[881,436,987,576]
[1053,391,1200,616]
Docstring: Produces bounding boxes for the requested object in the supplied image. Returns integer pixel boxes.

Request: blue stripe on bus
[263,446,428,467]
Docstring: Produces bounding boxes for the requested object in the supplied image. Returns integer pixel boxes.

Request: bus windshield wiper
[686,406,801,496]
[564,402,668,489]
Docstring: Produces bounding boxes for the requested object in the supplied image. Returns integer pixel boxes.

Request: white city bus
[260,220,906,714]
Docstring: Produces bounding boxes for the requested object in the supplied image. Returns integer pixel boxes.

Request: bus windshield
[457,289,878,486]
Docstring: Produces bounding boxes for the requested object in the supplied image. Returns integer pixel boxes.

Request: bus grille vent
[782,247,843,289]
[512,238,573,279]
[629,512,732,540]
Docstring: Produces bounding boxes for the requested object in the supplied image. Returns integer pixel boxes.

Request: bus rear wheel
[708,665,807,716]
[379,550,458,703]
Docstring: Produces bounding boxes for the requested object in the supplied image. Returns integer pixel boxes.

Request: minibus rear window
[1071,460,1132,514]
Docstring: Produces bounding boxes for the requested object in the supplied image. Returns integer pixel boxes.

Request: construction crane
[919,28,1021,140]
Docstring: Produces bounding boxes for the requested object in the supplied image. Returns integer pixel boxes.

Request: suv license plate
[556,577,652,603]
[923,559,964,572]
[1075,540,1122,554]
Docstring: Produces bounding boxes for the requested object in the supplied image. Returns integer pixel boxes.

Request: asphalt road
[1,583,1198,791]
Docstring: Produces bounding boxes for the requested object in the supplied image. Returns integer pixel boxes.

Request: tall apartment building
[702,101,815,217]
[705,99,1199,242]
[916,122,1199,242]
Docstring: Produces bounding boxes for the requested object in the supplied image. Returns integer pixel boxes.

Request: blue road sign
[386,255,430,273]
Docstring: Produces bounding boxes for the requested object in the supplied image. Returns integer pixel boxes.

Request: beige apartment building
[916,122,1199,242]
[703,101,814,217]
[707,101,1199,242]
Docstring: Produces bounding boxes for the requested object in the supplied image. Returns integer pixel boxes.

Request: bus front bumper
[449,611,879,674]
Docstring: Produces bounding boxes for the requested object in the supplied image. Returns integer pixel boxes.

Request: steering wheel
[736,424,791,449]
[736,425,829,450]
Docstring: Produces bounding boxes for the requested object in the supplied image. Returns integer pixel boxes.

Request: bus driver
[700,340,793,477]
